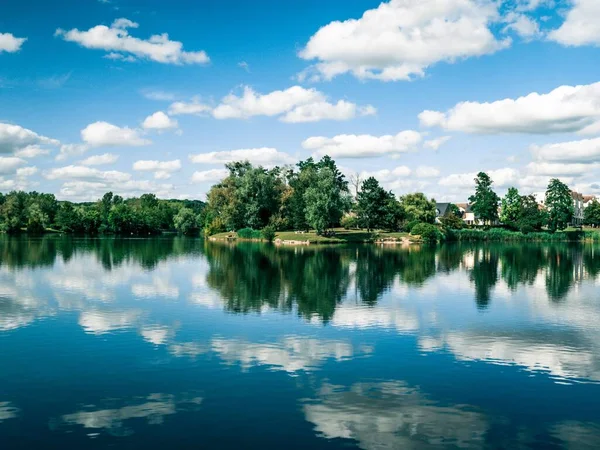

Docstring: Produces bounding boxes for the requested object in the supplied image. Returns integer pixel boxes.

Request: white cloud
[548,0,600,47]
[298,0,509,81]
[503,13,541,39]
[526,161,600,176]
[191,169,229,183]
[424,136,451,150]
[57,143,90,160]
[189,148,295,165]
[0,157,26,174]
[55,18,209,64]
[133,159,181,179]
[79,153,119,166]
[0,122,59,154]
[0,33,26,53]
[238,61,250,72]
[212,85,375,123]
[16,166,38,178]
[359,166,412,183]
[530,137,600,163]
[416,166,441,178]
[44,165,132,182]
[14,145,51,158]
[58,180,174,201]
[81,121,151,147]
[419,81,600,134]
[302,131,422,159]
[281,101,376,123]
[438,168,520,188]
[168,99,212,116]
[141,111,179,130]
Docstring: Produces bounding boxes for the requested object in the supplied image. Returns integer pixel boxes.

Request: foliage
[173,207,198,235]
[400,193,437,224]
[355,177,399,231]
[340,214,358,230]
[517,194,546,233]
[584,199,600,227]
[261,225,276,242]
[304,167,350,235]
[410,223,440,242]
[440,213,464,230]
[469,172,500,225]
[237,228,263,240]
[26,203,48,235]
[545,178,574,233]
[500,187,522,229]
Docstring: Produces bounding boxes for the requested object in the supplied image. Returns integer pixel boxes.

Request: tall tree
[400,193,437,224]
[500,187,522,229]
[584,199,600,227]
[517,195,546,232]
[469,172,500,225]
[545,178,574,233]
[356,177,389,231]
[304,167,350,235]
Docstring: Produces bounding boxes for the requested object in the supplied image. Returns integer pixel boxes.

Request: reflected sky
[1,236,600,449]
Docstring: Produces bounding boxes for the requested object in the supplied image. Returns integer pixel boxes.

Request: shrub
[403,220,421,233]
[237,228,263,240]
[262,225,276,242]
[410,223,440,243]
[341,214,358,229]
[204,218,224,236]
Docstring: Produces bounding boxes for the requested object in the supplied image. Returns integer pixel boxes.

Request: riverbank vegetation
[1,155,599,242]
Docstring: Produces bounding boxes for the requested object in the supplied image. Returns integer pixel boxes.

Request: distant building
[583,195,597,209]
[435,203,451,223]
[571,191,584,227]
[455,203,484,226]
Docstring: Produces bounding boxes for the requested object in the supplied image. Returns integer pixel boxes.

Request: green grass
[446,228,600,242]
[209,228,411,244]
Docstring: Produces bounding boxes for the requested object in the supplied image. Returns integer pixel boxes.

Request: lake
[1,237,600,449]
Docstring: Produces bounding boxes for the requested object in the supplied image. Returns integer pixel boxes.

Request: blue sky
[1,0,600,201]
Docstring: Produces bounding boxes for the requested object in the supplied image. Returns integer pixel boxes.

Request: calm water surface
[1,237,600,449]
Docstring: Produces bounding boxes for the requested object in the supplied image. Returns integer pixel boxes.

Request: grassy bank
[446,228,600,242]
[209,228,413,244]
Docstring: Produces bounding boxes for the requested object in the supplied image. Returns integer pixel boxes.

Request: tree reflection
[469,246,499,309]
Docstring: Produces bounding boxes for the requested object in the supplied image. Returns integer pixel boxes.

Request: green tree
[584,199,600,227]
[356,177,389,231]
[500,187,522,229]
[400,193,437,224]
[304,167,349,235]
[26,203,48,234]
[469,172,500,225]
[174,207,198,235]
[1,191,28,233]
[517,195,546,233]
[382,197,405,231]
[545,178,574,233]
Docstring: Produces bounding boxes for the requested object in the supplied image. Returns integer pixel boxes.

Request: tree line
[1,156,599,236]
[0,191,205,235]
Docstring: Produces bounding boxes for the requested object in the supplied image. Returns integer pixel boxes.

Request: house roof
[435,203,451,216]
[583,195,596,203]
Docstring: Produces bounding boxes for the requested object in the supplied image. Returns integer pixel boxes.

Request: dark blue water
[1,237,600,449]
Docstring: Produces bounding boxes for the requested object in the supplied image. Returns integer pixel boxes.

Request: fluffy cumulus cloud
[530,137,600,163]
[548,0,600,46]
[298,0,509,82]
[44,165,132,183]
[168,99,212,116]
[133,159,181,179]
[59,180,174,201]
[81,121,151,147]
[79,153,119,166]
[438,167,520,188]
[302,130,422,158]
[55,18,209,64]
[419,81,600,134]
[189,148,295,165]
[14,145,51,158]
[416,166,441,178]
[423,136,451,150]
[0,123,59,154]
[0,33,27,53]
[0,157,26,174]
[502,12,541,40]
[141,111,179,131]
[191,169,229,184]
[211,86,375,123]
